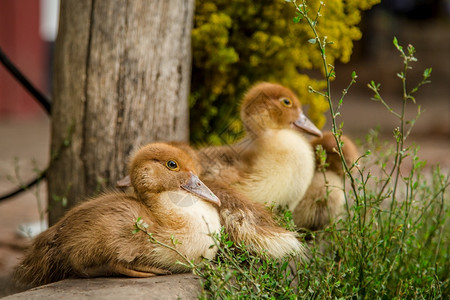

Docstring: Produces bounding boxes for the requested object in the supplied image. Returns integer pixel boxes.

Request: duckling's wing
[197,144,243,183]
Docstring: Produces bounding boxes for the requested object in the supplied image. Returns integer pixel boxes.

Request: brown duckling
[199,82,323,211]
[14,143,221,287]
[293,132,359,230]
[118,142,306,259]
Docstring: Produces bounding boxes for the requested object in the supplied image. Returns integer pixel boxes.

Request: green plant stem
[295,1,360,207]
[294,1,372,292]
[210,237,268,294]
[134,221,205,278]
[385,58,409,256]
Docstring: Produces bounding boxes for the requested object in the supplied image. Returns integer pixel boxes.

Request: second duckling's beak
[181,173,221,207]
[293,111,323,137]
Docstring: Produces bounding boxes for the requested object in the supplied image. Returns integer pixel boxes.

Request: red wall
[0,0,48,117]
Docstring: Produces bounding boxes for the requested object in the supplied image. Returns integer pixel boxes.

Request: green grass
[193,146,448,299]
[190,129,449,299]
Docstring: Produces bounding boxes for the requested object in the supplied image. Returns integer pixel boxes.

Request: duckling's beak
[293,111,323,137]
[181,173,221,207]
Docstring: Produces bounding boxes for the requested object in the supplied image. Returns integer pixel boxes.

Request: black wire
[0,46,51,202]
[0,171,47,202]
[0,47,52,114]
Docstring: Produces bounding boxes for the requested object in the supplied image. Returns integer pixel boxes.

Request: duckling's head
[240,82,322,137]
[127,143,220,206]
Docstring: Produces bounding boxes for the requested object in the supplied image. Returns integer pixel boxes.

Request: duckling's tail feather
[14,232,69,287]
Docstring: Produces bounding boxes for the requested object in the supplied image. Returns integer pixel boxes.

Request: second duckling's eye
[165,160,180,171]
[280,98,292,107]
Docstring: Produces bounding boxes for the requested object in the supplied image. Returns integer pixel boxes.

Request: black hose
[0,47,52,114]
[0,171,47,202]
[0,46,51,202]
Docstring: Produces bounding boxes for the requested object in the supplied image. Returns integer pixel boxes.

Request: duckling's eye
[280,98,292,107]
[165,160,179,171]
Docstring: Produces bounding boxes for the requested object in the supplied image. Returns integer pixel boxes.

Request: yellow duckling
[199,82,322,212]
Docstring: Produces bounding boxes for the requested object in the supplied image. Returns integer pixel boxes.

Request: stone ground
[2,274,202,300]
[0,90,448,298]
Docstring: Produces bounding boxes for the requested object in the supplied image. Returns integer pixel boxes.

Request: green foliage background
[189,0,380,145]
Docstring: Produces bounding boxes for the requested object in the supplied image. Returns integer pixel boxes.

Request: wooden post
[48,0,194,225]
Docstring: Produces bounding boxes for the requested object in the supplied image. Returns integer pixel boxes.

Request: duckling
[293,132,359,230]
[14,143,221,287]
[118,141,306,259]
[199,82,322,211]
[199,82,361,231]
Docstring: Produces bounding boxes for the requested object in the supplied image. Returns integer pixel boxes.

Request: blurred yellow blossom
[190,0,380,145]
